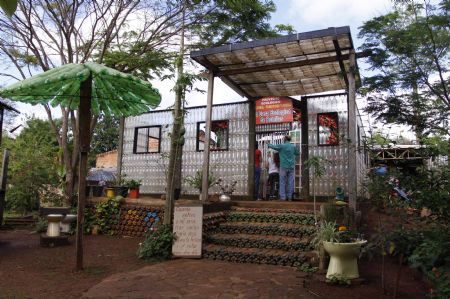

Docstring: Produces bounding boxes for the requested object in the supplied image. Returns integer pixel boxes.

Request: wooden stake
[76,75,92,271]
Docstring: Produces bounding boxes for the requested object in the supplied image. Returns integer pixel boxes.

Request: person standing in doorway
[266,150,279,199]
[268,135,300,201]
[254,144,262,200]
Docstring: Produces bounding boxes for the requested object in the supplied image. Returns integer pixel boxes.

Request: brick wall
[96,150,118,168]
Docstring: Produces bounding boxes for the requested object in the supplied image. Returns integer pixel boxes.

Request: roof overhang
[191,26,361,99]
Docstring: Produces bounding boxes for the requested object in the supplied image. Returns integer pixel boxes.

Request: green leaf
[0,0,18,17]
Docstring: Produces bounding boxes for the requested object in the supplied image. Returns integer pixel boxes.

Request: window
[317,112,339,146]
[133,126,161,154]
[197,120,229,151]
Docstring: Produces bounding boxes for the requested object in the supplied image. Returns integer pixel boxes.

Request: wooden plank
[300,97,309,199]
[116,117,125,178]
[0,149,10,227]
[76,75,92,271]
[218,55,349,76]
[248,100,256,199]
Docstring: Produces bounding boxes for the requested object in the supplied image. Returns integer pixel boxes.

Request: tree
[2,118,60,214]
[0,0,292,205]
[358,0,450,139]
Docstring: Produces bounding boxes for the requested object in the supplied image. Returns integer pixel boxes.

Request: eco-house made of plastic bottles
[120,93,368,200]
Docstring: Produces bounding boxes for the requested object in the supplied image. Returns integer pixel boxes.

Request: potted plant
[216,179,237,202]
[184,170,217,200]
[105,181,116,199]
[126,179,142,199]
[111,176,128,198]
[315,222,366,279]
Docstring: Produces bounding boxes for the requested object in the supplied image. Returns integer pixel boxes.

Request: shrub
[137,224,176,261]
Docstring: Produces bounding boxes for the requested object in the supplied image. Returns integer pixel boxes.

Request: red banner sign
[255,96,293,125]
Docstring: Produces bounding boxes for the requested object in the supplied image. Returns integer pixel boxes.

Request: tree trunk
[164,6,186,225]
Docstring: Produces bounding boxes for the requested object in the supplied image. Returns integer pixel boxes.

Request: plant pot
[92,186,104,197]
[115,186,129,198]
[219,194,231,202]
[105,187,116,199]
[129,188,139,199]
[323,240,367,279]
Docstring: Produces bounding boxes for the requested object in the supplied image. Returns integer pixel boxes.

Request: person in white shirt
[266,150,280,199]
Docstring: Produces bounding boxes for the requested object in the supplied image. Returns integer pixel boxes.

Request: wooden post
[248,100,256,199]
[76,75,92,271]
[116,117,125,178]
[0,149,10,227]
[300,96,309,199]
[348,51,357,211]
[201,70,214,201]
[0,109,4,147]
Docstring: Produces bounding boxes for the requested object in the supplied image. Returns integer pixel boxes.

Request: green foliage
[304,156,333,178]
[226,212,315,225]
[184,170,217,192]
[137,224,176,261]
[206,235,314,251]
[190,0,293,48]
[365,171,393,209]
[35,217,48,233]
[359,0,450,137]
[84,196,122,234]
[0,0,18,17]
[297,262,318,274]
[312,221,338,248]
[213,223,315,238]
[327,274,351,286]
[125,179,142,189]
[203,247,307,267]
[387,225,450,298]
[2,118,60,214]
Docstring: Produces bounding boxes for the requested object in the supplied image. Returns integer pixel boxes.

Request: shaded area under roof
[191,26,360,98]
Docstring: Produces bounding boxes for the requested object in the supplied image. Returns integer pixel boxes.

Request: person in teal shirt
[268,135,300,200]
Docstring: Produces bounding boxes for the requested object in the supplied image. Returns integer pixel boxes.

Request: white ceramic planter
[46,214,64,237]
[323,240,367,279]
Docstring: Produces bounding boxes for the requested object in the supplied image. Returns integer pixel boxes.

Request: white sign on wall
[172,206,203,258]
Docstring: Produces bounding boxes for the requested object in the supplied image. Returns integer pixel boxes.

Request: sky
[7,0,408,139]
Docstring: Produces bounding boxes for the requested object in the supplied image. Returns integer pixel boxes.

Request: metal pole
[76,75,92,271]
[201,70,214,201]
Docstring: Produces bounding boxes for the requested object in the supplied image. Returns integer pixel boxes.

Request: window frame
[317,112,339,146]
[133,125,162,154]
[196,120,230,152]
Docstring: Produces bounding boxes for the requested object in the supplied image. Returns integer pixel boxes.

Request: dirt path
[0,229,429,299]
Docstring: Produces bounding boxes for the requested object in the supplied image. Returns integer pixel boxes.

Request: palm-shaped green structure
[0,62,161,270]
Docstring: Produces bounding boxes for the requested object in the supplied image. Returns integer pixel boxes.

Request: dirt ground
[0,229,429,299]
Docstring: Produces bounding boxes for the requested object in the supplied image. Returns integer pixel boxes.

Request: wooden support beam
[76,75,92,271]
[333,38,349,87]
[201,71,214,201]
[300,97,309,199]
[0,149,10,227]
[116,117,125,178]
[248,100,256,199]
[218,55,348,76]
[347,51,357,211]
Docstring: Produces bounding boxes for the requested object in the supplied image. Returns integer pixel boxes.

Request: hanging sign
[172,205,203,258]
[256,96,293,124]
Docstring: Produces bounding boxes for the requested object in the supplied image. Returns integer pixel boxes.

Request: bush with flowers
[137,224,177,261]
